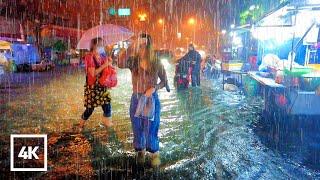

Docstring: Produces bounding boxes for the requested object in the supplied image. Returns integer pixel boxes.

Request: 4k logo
[10,134,47,171]
[18,146,40,160]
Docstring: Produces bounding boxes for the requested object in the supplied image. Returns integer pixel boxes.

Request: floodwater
[0,65,319,179]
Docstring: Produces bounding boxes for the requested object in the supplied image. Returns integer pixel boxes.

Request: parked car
[32,59,55,71]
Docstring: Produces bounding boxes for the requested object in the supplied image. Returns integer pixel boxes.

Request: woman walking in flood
[78,38,114,132]
[118,33,168,167]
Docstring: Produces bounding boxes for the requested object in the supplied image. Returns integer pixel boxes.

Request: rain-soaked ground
[0,65,320,179]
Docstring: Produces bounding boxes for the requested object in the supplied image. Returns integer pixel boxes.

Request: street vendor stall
[221,26,257,90]
[245,0,320,116]
[41,25,84,65]
[0,40,13,72]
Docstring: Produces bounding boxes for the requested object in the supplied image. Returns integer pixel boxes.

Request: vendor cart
[246,0,320,116]
[221,25,257,91]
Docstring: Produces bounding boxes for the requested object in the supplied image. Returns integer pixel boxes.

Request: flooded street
[0,65,319,179]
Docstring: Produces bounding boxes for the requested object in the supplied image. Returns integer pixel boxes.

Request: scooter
[174,58,191,90]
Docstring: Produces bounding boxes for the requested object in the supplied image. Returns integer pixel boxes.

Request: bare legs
[78,116,113,133]
[101,116,114,127]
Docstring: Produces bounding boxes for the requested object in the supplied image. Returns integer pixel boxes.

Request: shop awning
[255,0,320,28]
[41,25,84,40]
[252,0,320,42]
[0,40,11,50]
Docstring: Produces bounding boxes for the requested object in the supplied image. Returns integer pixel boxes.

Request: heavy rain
[0,0,320,179]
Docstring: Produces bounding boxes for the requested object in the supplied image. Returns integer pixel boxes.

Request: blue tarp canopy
[11,43,40,65]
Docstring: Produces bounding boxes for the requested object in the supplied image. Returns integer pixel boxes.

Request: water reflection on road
[0,66,319,179]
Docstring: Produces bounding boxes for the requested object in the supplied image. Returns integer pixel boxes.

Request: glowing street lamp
[188,18,196,41]
[138,13,147,22]
[158,18,165,44]
[188,18,196,25]
[158,18,164,25]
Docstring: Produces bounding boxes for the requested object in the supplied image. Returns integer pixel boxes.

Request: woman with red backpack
[78,38,116,132]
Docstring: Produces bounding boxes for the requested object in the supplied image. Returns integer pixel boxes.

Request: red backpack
[99,65,118,88]
[92,56,118,88]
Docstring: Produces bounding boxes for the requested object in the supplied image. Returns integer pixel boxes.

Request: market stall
[41,25,84,65]
[0,40,18,73]
[245,0,320,116]
[221,27,257,90]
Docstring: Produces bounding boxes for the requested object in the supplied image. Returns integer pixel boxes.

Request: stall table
[222,70,247,90]
[248,72,284,88]
[248,71,320,116]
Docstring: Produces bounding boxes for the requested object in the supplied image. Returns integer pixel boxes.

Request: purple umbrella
[77,24,133,50]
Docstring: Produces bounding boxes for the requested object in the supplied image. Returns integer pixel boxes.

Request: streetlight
[188,18,196,25]
[158,18,164,25]
[138,13,147,22]
[158,18,165,47]
[188,18,196,42]
[217,30,227,54]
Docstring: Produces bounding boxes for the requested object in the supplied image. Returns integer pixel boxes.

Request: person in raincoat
[118,33,168,167]
[184,44,202,87]
[78,38,113,132]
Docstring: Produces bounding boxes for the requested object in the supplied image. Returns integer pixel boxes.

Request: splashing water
[0,65,319,179]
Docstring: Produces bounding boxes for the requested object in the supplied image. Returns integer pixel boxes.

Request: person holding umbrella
[78,38,113,132]
[118,33,168,167]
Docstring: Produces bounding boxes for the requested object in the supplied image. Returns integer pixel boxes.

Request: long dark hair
[136,33,159,74]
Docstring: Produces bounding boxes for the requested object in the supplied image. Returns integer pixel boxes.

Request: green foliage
[240,6,265,25]
[53,40,67,52]
[239,0,288,25]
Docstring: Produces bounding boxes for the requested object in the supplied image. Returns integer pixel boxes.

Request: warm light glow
[158,18,164,25]
[198,50,206,58]
[188,18,196,25]
[138,13,147,21]
[177,32,181,39]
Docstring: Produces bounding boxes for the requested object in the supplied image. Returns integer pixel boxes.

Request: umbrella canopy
[0,40,11,50]
[77,24,133,50]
